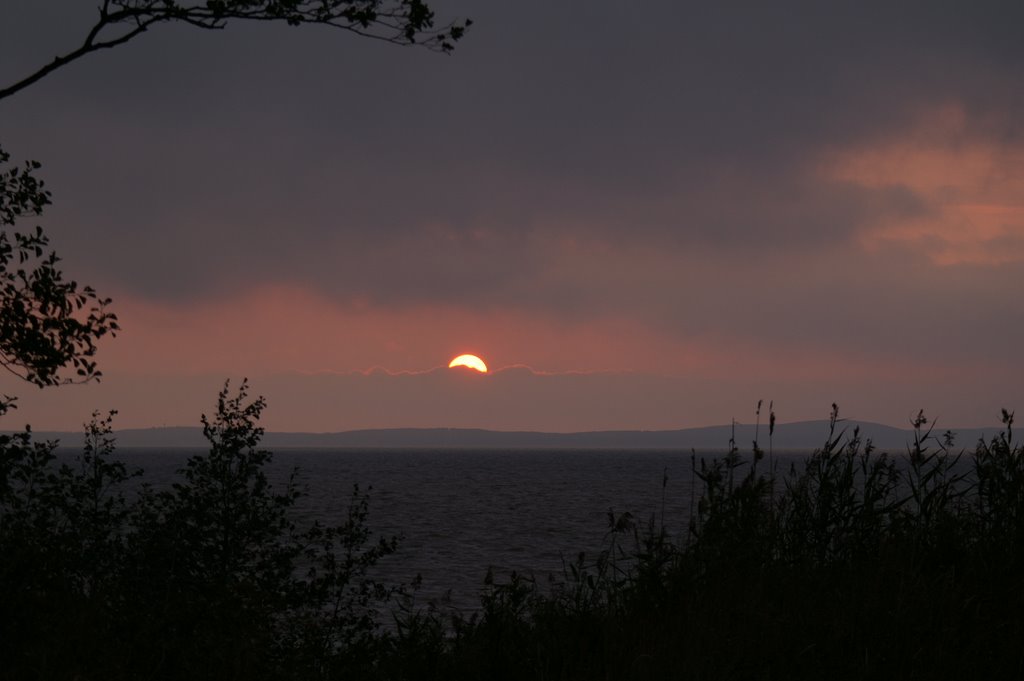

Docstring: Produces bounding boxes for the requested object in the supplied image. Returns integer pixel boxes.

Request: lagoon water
[119,447,799,612]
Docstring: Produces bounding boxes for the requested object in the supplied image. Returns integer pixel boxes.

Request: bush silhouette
[0,380,400,680]
[5,399,1024,680]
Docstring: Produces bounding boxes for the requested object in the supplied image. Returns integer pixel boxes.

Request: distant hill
[14,420,1001,452]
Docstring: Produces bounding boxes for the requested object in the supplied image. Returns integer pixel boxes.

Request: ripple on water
[96,447,801,612]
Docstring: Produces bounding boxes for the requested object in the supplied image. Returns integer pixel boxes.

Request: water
[115,447,783,611]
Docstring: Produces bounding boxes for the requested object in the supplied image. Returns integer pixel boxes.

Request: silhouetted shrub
[0,381,400,680]
[4,399,1024,680]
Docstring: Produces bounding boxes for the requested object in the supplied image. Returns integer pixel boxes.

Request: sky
[0,1,1022,433]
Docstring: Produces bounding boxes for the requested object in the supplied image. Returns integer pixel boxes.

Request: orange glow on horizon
[448,354,488,373]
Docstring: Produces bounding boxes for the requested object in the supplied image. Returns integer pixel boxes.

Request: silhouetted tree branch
[0,0,466,407]
[0,0,471,101]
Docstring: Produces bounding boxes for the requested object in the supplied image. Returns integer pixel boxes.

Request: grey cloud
[2,0,1023,314]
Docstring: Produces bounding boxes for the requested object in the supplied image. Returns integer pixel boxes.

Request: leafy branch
[0,0,471,101]
[0,146,119,392]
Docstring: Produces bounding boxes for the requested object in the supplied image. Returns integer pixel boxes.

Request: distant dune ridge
[18,420,1001,451]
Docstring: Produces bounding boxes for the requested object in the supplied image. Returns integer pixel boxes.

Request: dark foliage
[0,381,401,680]
[0,146,118,404]
[4,397,1024,679]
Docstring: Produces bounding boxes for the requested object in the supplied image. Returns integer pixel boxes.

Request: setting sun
[448,354,488,373]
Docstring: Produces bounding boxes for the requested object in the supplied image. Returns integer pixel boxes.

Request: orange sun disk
[448,354,488,373]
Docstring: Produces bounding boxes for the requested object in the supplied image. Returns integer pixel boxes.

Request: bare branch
[0,1,470,103]
[0,11,158,101]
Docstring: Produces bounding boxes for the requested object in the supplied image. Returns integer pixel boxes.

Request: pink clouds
[825,103,1024,266]
[2,2,1022,436]
[1,278,1011,433]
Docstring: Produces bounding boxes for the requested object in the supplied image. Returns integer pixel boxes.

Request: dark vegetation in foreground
[2,388,1022,680]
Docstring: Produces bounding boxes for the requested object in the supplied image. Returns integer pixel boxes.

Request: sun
[448,354,488,373]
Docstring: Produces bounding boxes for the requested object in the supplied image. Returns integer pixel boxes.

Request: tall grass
[390,406,1024,680]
